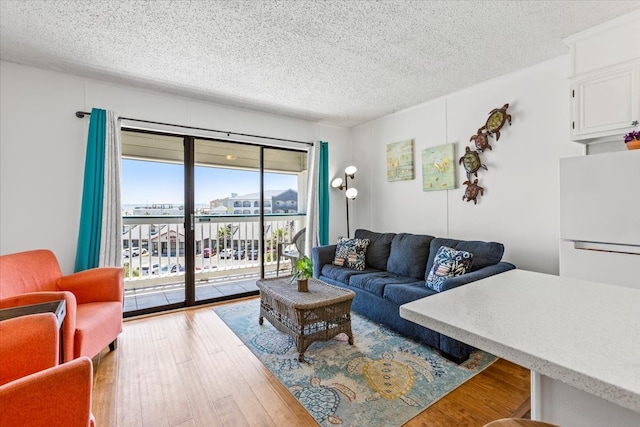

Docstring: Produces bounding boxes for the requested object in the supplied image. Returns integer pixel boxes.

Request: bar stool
[483,419,560,427]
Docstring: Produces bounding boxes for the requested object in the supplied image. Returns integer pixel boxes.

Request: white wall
[0,61,350,273]
[351,56,584,274]
[0,55,598,275]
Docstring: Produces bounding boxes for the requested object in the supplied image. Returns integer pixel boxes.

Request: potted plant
[290,255,313,292]
[624,129,640,150]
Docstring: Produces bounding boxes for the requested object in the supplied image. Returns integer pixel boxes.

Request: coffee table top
[257,277,355,309]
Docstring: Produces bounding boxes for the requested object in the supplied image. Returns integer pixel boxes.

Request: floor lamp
[331,166,358,237]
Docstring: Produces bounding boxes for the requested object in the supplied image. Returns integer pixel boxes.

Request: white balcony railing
[122,214,306,290]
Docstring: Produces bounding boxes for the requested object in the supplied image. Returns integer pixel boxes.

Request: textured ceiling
[1,1,639,128]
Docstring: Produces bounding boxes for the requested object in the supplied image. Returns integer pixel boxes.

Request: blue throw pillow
[333,237,370,270]
[425,246,473,292]
[425,238,503,274]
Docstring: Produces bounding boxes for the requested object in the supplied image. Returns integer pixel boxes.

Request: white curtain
[98,111,122,267]
[304,141,320,256]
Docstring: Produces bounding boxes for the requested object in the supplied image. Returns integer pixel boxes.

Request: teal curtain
[318,141,329,245]
[75,108,106,271]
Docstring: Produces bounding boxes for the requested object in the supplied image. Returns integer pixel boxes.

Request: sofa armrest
[57,267,124,304]
[438,262,516,292]
[311,245,337,278]
[0,357,93,427]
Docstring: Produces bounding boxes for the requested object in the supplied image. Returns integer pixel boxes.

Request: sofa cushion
[333,237,370,270]
[349,272,419,297]
[383,282,437,306]
[386,233,435,279]
[425,246,474,292]
[425,238,504,275]
[354,229,396,270]
[320,264,379,285]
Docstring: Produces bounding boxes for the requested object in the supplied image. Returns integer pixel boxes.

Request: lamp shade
[331,177,344,188]
[345,165,357,177]
[345,187,358,199]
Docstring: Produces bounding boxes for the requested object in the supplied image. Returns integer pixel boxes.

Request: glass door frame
[122,128,308,317]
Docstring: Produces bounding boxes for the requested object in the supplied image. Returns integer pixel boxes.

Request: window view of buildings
[124,189,298,216]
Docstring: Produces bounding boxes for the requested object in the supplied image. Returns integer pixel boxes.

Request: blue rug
[214,298,496,427]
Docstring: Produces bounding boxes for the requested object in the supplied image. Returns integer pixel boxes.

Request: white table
[400,269,640,427]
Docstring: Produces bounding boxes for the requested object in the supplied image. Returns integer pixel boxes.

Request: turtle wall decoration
[480,103,512,141]
[462,179,484,204]
[470,127,492,152]
[459,146,488,180]
[460,103,514,205]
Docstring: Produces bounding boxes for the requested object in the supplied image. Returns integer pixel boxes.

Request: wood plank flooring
[92,297,530,427]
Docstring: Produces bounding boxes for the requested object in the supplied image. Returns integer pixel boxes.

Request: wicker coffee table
[256,277,355,361]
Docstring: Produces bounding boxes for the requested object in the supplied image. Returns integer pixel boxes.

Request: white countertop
[400,269,640,413]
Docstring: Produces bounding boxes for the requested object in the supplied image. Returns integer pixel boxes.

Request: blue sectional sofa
[311,229,515,363]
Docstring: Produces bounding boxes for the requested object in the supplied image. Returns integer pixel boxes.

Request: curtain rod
[74,111,313,146]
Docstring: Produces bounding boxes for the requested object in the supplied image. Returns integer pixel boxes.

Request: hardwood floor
[92,298,530,426]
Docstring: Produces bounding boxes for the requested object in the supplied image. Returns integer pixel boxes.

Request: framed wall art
[386,139,414,182]
[422,143,456,191]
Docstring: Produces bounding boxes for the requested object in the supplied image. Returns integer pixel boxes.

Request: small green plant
[290,255,313,285]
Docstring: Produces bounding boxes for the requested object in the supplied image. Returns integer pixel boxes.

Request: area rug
[214,299,496,427]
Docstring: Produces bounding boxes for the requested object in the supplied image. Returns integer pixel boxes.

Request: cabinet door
[570,60,639,141]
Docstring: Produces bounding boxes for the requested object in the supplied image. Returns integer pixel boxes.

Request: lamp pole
[344,172,351,238]
[332,166,358,238]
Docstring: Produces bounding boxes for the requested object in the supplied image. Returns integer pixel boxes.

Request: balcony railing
[122,214,306,290]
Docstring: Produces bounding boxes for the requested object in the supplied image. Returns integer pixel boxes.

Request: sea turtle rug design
[215,298,498,427]
[249,329,293,355]
[290,376,356,425]
[346,352,434,406]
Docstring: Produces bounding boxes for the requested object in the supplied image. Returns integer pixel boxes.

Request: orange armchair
[0,249,123,362]
[0,313,94,427]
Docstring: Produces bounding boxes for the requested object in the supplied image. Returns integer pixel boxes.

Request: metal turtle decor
[346,352,434,406]
[470,127,492,152]
[460,102,514,205]
[463,179,484,204]
[459,146,488,180]
[290,376,355,425]
[481,103,512,141]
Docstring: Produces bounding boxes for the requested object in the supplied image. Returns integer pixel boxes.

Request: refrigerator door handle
[572,240,640,256]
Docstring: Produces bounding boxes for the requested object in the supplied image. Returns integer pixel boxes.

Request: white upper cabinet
[570,60,639,141]
[564,11,640,143]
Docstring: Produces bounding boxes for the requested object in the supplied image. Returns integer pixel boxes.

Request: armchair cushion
[74,301,124,359]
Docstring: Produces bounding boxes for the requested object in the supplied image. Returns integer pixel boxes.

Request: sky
[121,159,298,205]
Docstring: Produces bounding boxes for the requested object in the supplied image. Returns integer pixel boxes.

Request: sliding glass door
[192,139,263,302]
[121,132,186,313]
[121,131,308,316]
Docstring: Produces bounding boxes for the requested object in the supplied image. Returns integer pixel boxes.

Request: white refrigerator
[559,150,640,290]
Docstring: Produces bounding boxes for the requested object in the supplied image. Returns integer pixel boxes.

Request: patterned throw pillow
[333,237,370,270]
[426,246,473,292]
